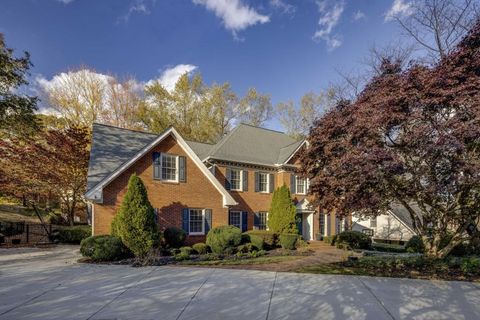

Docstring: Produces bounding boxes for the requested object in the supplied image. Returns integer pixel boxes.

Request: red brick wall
[93,134,227,240]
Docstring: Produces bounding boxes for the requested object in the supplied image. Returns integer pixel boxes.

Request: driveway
[0,246,479,320]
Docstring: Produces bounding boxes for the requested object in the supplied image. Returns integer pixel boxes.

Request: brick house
[85,123,348,243]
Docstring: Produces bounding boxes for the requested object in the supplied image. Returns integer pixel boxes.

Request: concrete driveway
[0,246,479,320]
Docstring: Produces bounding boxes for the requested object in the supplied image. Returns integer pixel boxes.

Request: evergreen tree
[111,174,159,257]
[267,185,298,234]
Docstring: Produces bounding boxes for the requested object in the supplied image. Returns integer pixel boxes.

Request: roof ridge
[185,139,215,146]
[280,139,305,149]
[238,123,287,135]
[93,122,158,136]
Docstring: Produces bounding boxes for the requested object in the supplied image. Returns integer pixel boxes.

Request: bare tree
[394,0,480,61]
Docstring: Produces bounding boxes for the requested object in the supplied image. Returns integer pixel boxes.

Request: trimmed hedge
[206,225,242,254]
[371,242,406,253]
[241,233,264,250]
[279,233,298,250]
[246,230,278,249]
[192,242,209,255]
[55,225,91,244]
[336,231,371,250]
[164,227,186,248]
[80,235,131,261]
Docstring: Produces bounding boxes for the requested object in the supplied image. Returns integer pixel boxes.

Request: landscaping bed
[296,255,480,282]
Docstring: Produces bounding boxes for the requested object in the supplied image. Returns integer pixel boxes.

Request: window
[189,209,204,235]
[161,153,178,181]
[258,212,268,230]
[229,211,241,229]
[258,172,269,192]
[295,176,307,195]
[319,214,325,236]
[230,169,242,191]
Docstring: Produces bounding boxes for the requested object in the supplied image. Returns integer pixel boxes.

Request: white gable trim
[387,209,416,234]
[281,140,308,165]
[85,127,237,207]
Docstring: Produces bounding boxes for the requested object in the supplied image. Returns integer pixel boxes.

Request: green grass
[179,255,299,266]
[0,210,42,223]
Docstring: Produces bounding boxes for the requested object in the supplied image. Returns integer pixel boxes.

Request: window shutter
[242,170,248,191]
[253,212,260,228]
[290,174,296,194]
[225,168,231,190]
[269,174,275,193]
[204,209,212,234]
[228,211,232,225]
[182,208,189,233]
[153,152,161,179]
[154,208,159,223]
[254,172,260,192]
[242,212,248,232]
[179,156,186,182]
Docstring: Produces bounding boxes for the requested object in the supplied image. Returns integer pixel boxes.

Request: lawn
[0,210,43,223]
[179,255,300,266]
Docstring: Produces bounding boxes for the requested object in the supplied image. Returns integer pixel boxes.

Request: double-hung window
[229,211,242,229]
[295,176,307,195]
[230,169,242,191]
[258,172,269,193]
[189,209,204,235]
[161,153,178,181]
[258,212,268,230]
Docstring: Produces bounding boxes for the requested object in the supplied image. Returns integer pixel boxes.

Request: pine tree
[267,185,298,234]
[111,174,159,257]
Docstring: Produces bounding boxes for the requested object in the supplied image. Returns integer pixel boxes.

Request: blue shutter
[182,208,189,234]
[228,211,232,225]
[179,156,186,182]
[242,170,248,191]
[290,174,296,194]
[269,174,275,193]
[153,152,161,179]
[204,209,212,234]
[225,168,231,190]
[254,172,259,192]
[242,212,248,232]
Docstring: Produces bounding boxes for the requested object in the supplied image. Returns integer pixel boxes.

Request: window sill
[189,233,205,236]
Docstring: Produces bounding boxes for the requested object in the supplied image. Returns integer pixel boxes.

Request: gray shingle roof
[205,123,301,166]
[388,203,423,232]
[87,123,302,193]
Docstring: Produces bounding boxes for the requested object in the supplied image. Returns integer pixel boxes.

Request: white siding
[352,212,415,241]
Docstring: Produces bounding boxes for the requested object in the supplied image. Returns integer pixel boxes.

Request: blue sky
[0,0,412,130]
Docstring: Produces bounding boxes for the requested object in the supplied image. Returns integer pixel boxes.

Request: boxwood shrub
[192,242,209,255]
[164,227,186,248]
[55,225,91,244]
[206,225,242,254]
[80,235,131,261]
[335,231,371,250]
[246,230,278,249]
[279,233,298,250]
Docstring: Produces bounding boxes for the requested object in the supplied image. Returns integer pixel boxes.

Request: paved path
[0,246,479,320]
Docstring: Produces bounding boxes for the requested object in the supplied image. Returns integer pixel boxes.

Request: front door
[302,213,313,240]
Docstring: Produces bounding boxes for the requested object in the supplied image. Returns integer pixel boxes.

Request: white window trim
[229,210,242,229]
[295,176,308,195]
[258,172,270,193]
[160,153,179,183]
[188,208,205,236]
[257,211,268,231]
[230,168,243,191]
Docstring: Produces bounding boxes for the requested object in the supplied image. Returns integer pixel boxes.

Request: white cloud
[313,0,345,50]
[120,0,153,22]
[147,64,198,92]
[193,0,270,39]
[270,0,296,15]
[385,0,413,22]
[353,10,366,21]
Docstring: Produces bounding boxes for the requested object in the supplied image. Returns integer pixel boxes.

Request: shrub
[460,257,480,274]
[47,212,67,225]
[179,246,194,255]
[279,233,298,250]
[246,230,277,249]
[174,252,190,261]
[405,235,425,253]
[164,227,186,248]
[237,243,256,253]
[80,235,130,261]
[55,225,91,244]
[323,235,337,246]
[371,242,406,253]
[248,234,264,250]
[206,225,242,254]
[335,231,371,250]
[267,185,298,234]
[192,242,209,255]
[110,174,159,257]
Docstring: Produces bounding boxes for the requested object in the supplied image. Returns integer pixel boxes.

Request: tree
[0,126,89,225]
[392,0,480,61]
[111,174,159,257]
[267,185,298,234]
[276,91,334,139]
[299,21,480,258]
[237,88,273,127]
[0,33,39,137]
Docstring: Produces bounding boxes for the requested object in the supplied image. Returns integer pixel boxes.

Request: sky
[0,0,413,131]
